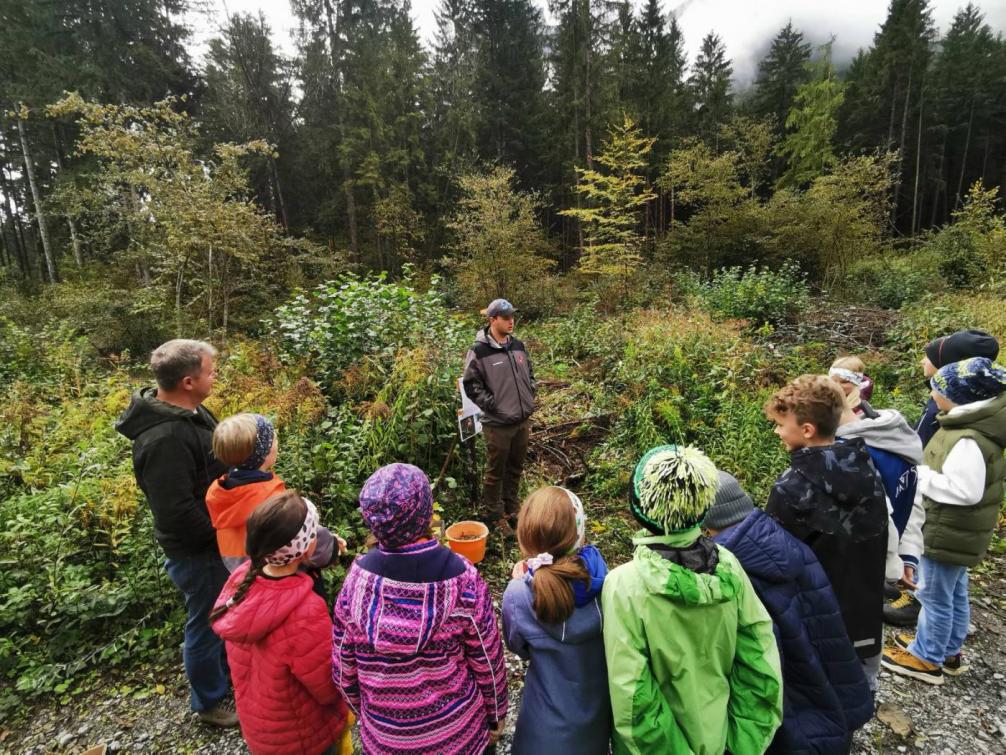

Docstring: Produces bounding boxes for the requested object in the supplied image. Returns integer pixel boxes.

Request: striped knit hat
[931,357,1006,406]
[359,463,434,548]
[629,445,720,534]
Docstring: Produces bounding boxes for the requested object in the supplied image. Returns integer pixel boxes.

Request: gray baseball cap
[485,299,516,317]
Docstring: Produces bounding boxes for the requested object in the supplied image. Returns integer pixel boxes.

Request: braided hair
[210,491,308,623]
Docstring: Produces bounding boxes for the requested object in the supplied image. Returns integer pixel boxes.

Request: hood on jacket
[631,527,741,606]
[571,544,608,607]
[520,544,608,645]
[213,562,317,643]
[713,510,802,585]
[939,392,1006,446]
[116,386,210,439]
[206,475,286,529]
[351,562,471,656]
[474,326,508,350]
[782,437,888,542]
[837,408,924,465]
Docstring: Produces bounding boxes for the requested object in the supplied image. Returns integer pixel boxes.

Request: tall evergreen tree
[690,32,733,143]
[839,0,935,228]
[751,22,812,132]
[202,13,297,228]
[777,44,846,189]
[472,0,550,186]
[929,4,1003,219]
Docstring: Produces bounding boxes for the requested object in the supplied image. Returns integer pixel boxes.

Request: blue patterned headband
[237,414,275,470]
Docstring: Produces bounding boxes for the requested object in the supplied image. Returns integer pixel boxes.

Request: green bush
[699,262,809,326]
[267,269,467,395]
[842,253,938,309]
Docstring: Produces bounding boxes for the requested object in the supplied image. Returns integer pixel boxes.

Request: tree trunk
[584,1,594,171]
[17,112,58,283]
[51,124,83,267]
[322,0,360,258]
[891,63,913,228]
[911,83,924,238]
[0,160,29,277]
[270,157,289,229]
[955,99,975,210]
[207,245,213,333]
[930,133,947,228]
[175,267,185,337]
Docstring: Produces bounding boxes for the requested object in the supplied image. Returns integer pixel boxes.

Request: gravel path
[7,553,1006,755]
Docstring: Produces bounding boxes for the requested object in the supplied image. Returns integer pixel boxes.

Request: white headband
[559,487,586,549]
[829,367,864,386]
[265,497,319,566]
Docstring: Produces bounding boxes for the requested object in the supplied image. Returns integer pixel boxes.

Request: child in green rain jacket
[602,445,783,755]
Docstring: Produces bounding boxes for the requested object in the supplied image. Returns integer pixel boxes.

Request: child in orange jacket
[206,413,341,574]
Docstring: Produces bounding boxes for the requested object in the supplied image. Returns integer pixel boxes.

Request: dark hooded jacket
[714,510,873,754]
[502,545,611,755]
[462,327,536,426]
[765,438,888,660]
[116,387,227,557]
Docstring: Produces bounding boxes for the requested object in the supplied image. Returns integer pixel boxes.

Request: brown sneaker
[942,653,971,676]
[881,645,944,685]
[894,634,969,673]
[197,704,239,727]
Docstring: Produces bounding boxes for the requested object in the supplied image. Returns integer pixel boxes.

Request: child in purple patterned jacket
[331,463,508,755]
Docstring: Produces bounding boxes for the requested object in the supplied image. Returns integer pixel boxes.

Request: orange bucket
[445,521,489,564]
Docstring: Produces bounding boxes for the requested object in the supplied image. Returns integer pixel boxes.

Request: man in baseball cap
[462,299,536,539]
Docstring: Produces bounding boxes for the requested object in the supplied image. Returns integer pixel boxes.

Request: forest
[2,0,1006,751]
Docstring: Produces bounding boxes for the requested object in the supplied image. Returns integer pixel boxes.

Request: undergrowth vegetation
[0,267,998,718]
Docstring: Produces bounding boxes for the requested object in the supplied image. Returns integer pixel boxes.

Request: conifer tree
[751,22,811,132]
[690,32,733,143]
[777,44,845,189]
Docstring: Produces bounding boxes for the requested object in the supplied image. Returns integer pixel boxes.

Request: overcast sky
[187,0,1006,87]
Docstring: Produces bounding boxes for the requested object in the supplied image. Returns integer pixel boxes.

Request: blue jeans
[908,555,969,666]
[164,553,231,711]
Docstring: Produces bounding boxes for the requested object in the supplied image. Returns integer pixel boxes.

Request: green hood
[632,527,741,606]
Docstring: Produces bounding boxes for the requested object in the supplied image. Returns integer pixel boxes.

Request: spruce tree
[751,22,811,132]
[777,44,845,189]
[690,33,733,143]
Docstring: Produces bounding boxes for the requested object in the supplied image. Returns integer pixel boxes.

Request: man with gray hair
[116,339,236,727]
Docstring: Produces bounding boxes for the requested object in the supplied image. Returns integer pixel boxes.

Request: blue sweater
[501,545,611,755]
[715,510,873,754]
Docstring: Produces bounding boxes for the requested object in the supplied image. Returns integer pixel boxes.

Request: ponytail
[210,559,263,623]
[517,486,592,624]
[530,554,590,624]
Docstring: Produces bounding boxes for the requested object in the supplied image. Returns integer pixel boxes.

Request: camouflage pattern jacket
[766,438,889,660]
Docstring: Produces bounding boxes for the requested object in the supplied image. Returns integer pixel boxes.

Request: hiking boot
[881,646,944,685]
[884,580,902,601]
[493,518,516,541]
[942,653,971,676]
[884,590,921,626]
[197,704,239,728]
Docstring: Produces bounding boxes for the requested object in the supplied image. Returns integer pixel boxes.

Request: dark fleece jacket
[116,387,227,557]
[765,438,889,661]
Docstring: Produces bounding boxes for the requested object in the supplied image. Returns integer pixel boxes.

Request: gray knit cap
[702,471,755,530]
